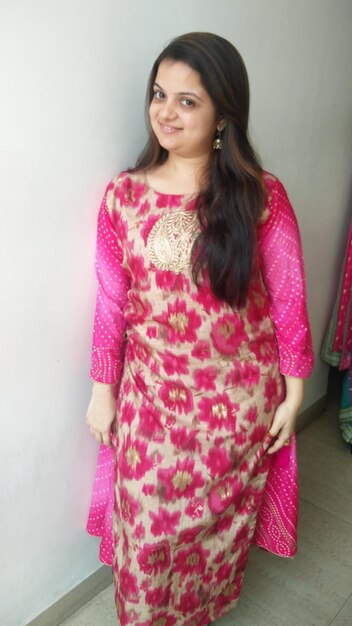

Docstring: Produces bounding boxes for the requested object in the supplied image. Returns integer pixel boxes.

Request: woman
[86,32,314,625]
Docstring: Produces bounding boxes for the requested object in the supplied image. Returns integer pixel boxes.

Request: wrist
[92,381,115,395]
[283,375,304,410]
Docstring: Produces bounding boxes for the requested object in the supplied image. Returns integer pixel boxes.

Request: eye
[153,90,165,100]
[180,98,194,107]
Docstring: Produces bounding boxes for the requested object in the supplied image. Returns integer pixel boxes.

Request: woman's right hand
[86,382,116,447]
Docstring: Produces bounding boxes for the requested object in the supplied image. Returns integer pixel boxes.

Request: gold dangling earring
[212,129,223,150]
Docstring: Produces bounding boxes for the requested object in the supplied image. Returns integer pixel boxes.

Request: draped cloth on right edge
[321,223,352,446]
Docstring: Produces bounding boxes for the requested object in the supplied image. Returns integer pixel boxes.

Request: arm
[86,187,130,447]
[257,175,314,452]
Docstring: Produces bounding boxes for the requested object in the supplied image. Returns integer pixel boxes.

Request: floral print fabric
[87,171,314,624]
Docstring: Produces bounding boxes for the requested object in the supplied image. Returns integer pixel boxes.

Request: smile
[159,123,182,134]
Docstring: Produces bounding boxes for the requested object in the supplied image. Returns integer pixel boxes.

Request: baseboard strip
[26,565,112,626]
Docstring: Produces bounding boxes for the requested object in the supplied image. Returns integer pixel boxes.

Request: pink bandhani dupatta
[253,434,298,558]
[86,435,298,565]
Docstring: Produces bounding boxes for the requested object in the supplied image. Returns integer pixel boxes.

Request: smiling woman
[85,32,314,625]
[149,60,222,164]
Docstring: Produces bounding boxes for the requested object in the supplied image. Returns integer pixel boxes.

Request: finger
[95,431,103,444]
[267,432,291,454]
[102,430,112,448]
[89,427,102,444]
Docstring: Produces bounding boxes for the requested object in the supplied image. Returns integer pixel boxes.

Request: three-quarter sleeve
[257,176,314,378]
[90,187,130,384]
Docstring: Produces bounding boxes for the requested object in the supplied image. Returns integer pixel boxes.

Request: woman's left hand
[266,374,304,454]
[265,398,300,454]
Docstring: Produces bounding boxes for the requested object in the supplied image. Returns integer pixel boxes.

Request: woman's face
[149,59,221,159]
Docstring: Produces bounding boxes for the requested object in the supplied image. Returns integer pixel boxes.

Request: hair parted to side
[133,32,266,308]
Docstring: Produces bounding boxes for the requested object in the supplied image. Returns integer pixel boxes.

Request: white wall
[0,1,351,624]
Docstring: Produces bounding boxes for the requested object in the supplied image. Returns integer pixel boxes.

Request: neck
[164,152,210,192]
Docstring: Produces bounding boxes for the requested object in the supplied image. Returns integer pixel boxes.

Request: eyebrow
[153,82,204,102]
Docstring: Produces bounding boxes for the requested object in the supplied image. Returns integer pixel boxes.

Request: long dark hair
[134,32,266,308]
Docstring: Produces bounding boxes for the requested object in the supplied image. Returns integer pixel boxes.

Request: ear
[217,118,226,132]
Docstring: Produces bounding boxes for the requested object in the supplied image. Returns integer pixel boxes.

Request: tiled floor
[62,371,352,626]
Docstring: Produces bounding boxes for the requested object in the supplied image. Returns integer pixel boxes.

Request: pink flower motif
[239,460,249,474]
[115,591,129,626]
[129,254,150,290]
[137,612,177,626]
[236,485,263,516]
[216,562,232,584]
[191,285,223,313]
[149,507,181,537]
[191,340,211,361]
[137,541,171,576]
[246,284,270,326]
[202,572,213,586]
[184,610,210,626]
[177,590,201,614]
[119,435,154,480]
[185,498,204,520]
[160,350,189,376]
[115,176,147,207]
[145,585,170,607]
[155,193,183,209]
[234,430,247,446]
[142,484,155,496]
[158,380,194,414]
[215,550,225,564]
[204,446,232,478]
[264,376,279,412]
[208,477,243,514]
[130,371,149,397]
[244,406,258,424]
[234,523,250,547]
[170,427,200,453]
[127,292,152,324]
[133,522,145,541]
[194,366,217,391]
[198,393,238,432]
[153,298,202,344]
[174,543,210,577]
[157,458,205,501]
[138,403,164,441]
[211,313,249,356]
[136,198,151,216]
[214,514,233,534]
[140,214,160,244]
[110,208,128,240]
[119,486,139,525]
[234,544,250,573]
[249,331,277,365]
[119,565,139,602]
[225,360,261,388]
[178,524,204,545]
[155,269,191,292]
[122,529,129,556]
[130,339,152,367]
[249,424,268,447]
[146,325,157,338]
[214,574,242,614]
[120,401,136,426]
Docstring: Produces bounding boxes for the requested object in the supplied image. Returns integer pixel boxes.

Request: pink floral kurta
[86,171,314,625]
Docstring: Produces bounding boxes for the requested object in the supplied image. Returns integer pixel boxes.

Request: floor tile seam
[328,591,352,625]
[298,495,352,527]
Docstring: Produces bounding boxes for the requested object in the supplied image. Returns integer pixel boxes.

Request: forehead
[155,59,206,94]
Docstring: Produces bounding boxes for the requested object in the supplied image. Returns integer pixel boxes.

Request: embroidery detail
[146,210,199,273]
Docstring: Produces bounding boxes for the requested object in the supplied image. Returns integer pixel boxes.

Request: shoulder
[258,171,293,227]
[104,169,148,213]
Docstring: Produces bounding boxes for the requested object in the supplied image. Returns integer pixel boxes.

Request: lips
[159,122,182,134]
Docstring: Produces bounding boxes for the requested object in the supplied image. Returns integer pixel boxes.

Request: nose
[159,98,177,120]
